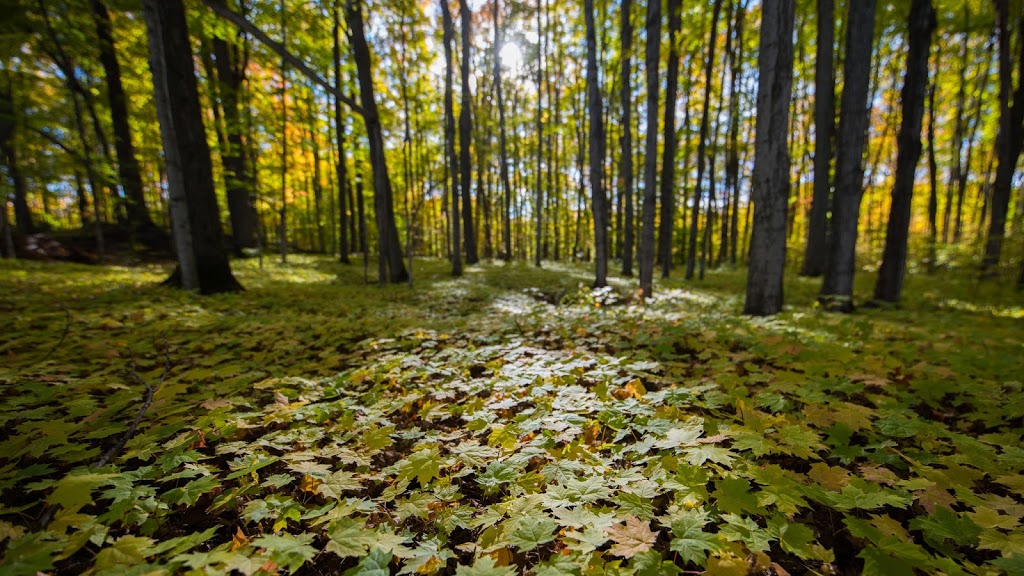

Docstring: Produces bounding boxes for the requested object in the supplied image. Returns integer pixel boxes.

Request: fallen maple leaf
[606,516,658,558]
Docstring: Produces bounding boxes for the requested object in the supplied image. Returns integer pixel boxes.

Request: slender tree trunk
[686,0,723,280]
[278,2,288,263]
[493,0,513,261]
[874,0,935,303]
[585,0,608,286]
[70,89,106,259]
[212,31,259,255]
[926,76,939,272]
[442,0,462,276]
[346,0,408,282]
[533,0,544,267]
[657,0,682,278]
[619,0,634,276]
[142,0,241,293]
[819,0,877,311]
[460,0,477,264]
[332,1,350,263]
[945,11,969,243]
[982,0,1024,273]
[800,0,834,276]
[307,92,326,253]
[637,0,661,295]
[91,0,160,241]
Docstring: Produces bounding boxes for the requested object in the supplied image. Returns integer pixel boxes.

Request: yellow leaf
[231,527,249,551]
[299,474,322,494]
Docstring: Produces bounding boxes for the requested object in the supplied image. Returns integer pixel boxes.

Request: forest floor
[0,256,1022,576]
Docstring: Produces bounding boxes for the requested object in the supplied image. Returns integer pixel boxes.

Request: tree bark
[819,0,876,312]
[873,0,935,303]
[657,0,682,278]
[585,0,608,287]
[800,0,834,277]
[460,0,477,264]
[141,0,241,294]
[332,0,350,263]
[637,0,661,295]
[442,0,462,276]
[90,0,161,242]
[346,0,408,283]
[533,0,544,268]
[686,0,723,280]
[982,0,1024,273]
[493,0,513,261]
[619,0,634,276]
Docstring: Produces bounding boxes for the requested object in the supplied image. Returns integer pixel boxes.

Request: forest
[1,0,1023,574]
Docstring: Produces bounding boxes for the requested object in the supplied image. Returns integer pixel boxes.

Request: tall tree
[141,0,241,293]
[533,0,543,268]
[585,0,607,286]
[493,0,513,261]
[90,0,161,244]
[820,0,877,311]
[459,0,477,264]
[0,78,32,236]
[686,0,723,280]
[442,0,462,276]
[744,0,795,316]
[874,0,936,302]
[657,0,682,278]
[210,5,260,256]
[619,0,634,276]
[637,0,661,295]
[333,0,350,263]
[982,0,1024,273]
[345,0,408,283]
[800,0,834,277]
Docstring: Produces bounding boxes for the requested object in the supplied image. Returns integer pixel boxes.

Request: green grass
[0,256,1021,576]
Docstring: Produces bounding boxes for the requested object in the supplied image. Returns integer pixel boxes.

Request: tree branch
[197,0,365,117]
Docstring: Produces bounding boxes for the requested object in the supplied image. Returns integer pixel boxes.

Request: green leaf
[668,508,719,567]
[318,470,362,499]
[326,518,380,558]
[399,448,442,486]
[507,516,559,552]
[0,532,63,575]
[94,535,154,571]
[456,556,518,576]
[343,549,393,576]
[910,507,982,548]
[162,475,221,506]
[252,532,318,573]
[712,477,762,515]
[47,471,119,513]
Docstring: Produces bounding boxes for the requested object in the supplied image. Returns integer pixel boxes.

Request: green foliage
[0,257,1022,575]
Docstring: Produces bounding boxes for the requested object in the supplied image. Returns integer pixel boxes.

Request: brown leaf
[231,527,249,551]
[605,516,658,558]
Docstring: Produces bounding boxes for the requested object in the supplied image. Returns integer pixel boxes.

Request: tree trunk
[656,0,682,278]
[873,0,935,303]
[686,0,723,280]
[534,0,544,268]
[585,0,608,287]
[800,0,834,277]
[90,0,161,242]
[819,0,876,312]
[332,2,351,263]
[460,0,477,265]
[944,10,969,244]
[982,0,1024,273]
[926,76,938,272]
[346,0,408,283]
[141,0,241,294]
[619,0,634,276]
[493,0,513,261]
[637,0,661,295]
[442,0,462,276]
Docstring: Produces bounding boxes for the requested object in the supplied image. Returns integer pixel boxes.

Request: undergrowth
[0,256,1022,576]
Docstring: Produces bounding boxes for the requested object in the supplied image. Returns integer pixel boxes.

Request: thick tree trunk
[442,0,462,276]
[585,0,607,287]
[800,0,834,277]
[91,0,161,243]
[686,0,723,280]
[819,0,876,312]
[2,145,32,236]
[657,0,682,279]
[619,0,634,276]
[346,0,408,283]
[141,0,241,294]
[460,0,477,264]
[874,0,936,303]
[637,0,661,295]
[982,0,1024,273]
